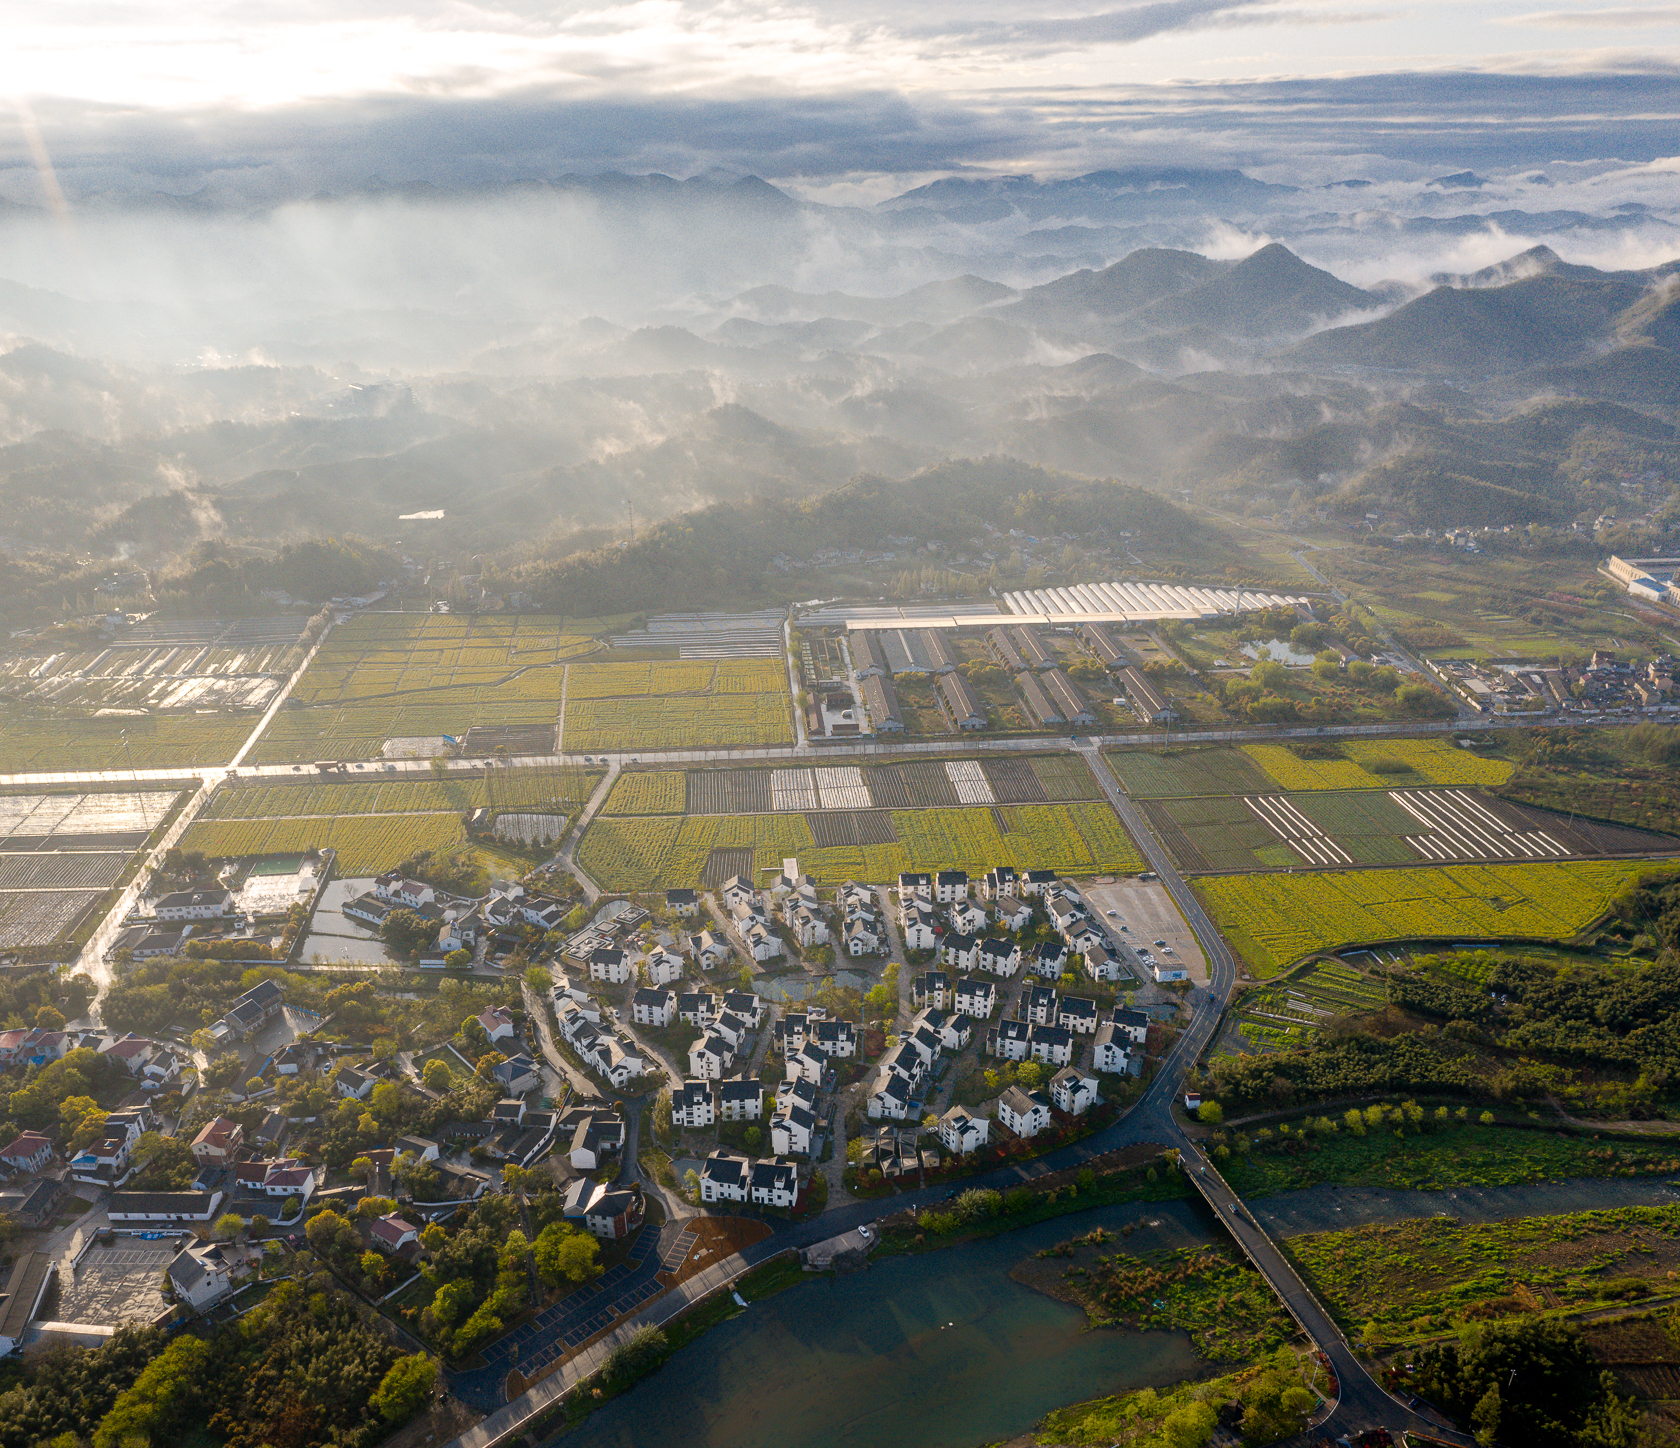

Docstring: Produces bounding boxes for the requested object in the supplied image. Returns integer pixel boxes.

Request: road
[521,980,602,1102]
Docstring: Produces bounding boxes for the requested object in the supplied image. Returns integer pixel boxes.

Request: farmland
[601,772,688,815]
[1218,957,1388,1054]
[1193,859,1680,975]
[250,612,596,762]
[199,767,599,822]
[0,788,183,952]
[1106,739,1516,800]
[0,712,256,771]
[561,658,792,751]
[679,753,1103,815]
[180,812,470,876]
[577,801,1144,889]
[1244,739,1516,791]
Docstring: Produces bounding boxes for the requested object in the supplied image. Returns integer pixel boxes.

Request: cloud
[1509,4,1680,20]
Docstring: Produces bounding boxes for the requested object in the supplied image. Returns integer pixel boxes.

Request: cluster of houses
[549,976,647,1088]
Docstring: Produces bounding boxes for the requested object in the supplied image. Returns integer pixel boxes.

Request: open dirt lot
[53,1237,175,1326]
[1080,878,1207,986]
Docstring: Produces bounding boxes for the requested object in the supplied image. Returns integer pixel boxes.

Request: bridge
[1177,1140,1470,1442]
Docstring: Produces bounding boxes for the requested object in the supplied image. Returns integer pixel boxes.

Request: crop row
[180,813,468,875]
[602,772,688,815]
[564,694,790,751]
[1194,859,1676,976]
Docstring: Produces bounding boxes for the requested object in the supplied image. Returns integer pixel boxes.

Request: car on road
[857,1225,873,1240]
[291,764,303,771]
[1105,909,1118,917]
[1154,939,1167,947]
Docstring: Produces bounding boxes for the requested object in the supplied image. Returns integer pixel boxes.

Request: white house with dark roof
[948,899,988,935]
[785,1042,826,1087]
[588,947,632,985]
[1112,1006,1150,1044]
[665,888,700,917]
[1083,945,1127,983]
[1051,1066,1101,1116]
[867,1070,913,1120]
[689,1034,734,1080]
[934,870,969,903]
[154,888,234,921]
[981,865,1018,899]
[954,976,997,1019]
[631,987,677,1028]
[938,1105,989,1155]
[811,1019,856,1058]
[1092,1023,1131,1075]
[690,930,733,969]
[644,947,685,986]
[987,1018,1031,1062]
[718,1077,764,1121]
[1028,1023,1074,1067]
[672,1080,715,1129]
[750,1158,799,1209]
[721,990,763,1027]
[900,901,939,953]
[771,1102,816,1156]
[843,918,880,956]
[700,1149,751,1204]
[940,932,980,971]
[1030,940,1068,979]
[997,1086,1053,1139]
[1057,996,1100,1035]
[678,991,718,1027]
[167,1241,232,1311]
[978,938,1020,977]
[1022,985,1059,1025]
[911,970,950,1009]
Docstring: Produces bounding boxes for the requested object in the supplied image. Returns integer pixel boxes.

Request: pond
[555,1200,1212,1448]
[1240,638,1316,668]
[298,875,398,966]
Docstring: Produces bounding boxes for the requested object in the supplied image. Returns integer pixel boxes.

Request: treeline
[515,459,1202,616]
[0,1279,435,1448]
[152,537,399,613]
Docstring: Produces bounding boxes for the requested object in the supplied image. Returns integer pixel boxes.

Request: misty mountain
[879,168,1298,224]
[1134,243,1377,338]
[1289,262,1666,373]
[1001,248,1227,328]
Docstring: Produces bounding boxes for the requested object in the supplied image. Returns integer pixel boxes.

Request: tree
[369,1080,405,1123]
[350,1155,374,1182]
[69,1108,110,1153]
[475,1050,507,1081]
[420,1222,448,1251]
[445,948,471,970]
[744,1125,762,1150]
[1162,1401,1218,1448]
[360,1249,389,1288]
[305,1208,360,1263]
[356,1195,398,1220]
[369,1353,437,1424]
[382,908,436,958]
[212,1213,245,1241]
[92,1336,208,1448]
[652,1089,673,1143]
[422,1058,454,1093]
[1196,1100,1223,1126]
[249,1213,270,1235]
[34,1005,64,1031]
[534,1222,603,1285]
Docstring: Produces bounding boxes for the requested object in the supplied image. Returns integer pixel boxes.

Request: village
[0,841,1190,1369]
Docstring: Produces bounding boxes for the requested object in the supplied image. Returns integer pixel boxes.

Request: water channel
[554,1173,1680,1448]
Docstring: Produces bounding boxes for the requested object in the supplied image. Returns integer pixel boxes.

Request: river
[551,1172,1680,1448]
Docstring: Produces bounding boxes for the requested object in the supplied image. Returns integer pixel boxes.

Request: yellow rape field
[180,812,468,876]
[1194,859,1678,976]
[577,802,1142,890]
[1244,739,1515,792]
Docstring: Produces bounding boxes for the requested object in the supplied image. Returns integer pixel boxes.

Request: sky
[0,0,1677,199]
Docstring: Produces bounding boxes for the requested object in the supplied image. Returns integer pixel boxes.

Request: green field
[1220,957,1388,1054]
[0,712,255,771]
[1194,858,1680,975]
[561,659,792,751]
[1106,746,1274,798]
[577,801,1144,889]
[200,767,598,821]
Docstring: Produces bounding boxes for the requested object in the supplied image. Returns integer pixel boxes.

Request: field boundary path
[558,762,618,902]
[228,615,336,767]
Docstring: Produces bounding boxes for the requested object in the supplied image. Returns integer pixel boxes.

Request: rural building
[673,1080,715,1129]
[189,1117,244,1165]
[1117,666,1180,723]
[1040,669,1096,726]
[1051,1066,1101,1116]
[1015,671,1064,726]
[997,1086,1054,1139]
[861,673,903,732]
[153,888,234,921]
[850,631,887,677]
[0,1254,55,1357]
[1092,1022,1131,1075]
[985,627,1029,673]
[938,1105,989,1155]
[1081,622,1127,667]
[936,672,987,730]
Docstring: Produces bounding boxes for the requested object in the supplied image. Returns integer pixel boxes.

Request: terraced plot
[1195,859,1680,976]
[1221,958,1388,1054]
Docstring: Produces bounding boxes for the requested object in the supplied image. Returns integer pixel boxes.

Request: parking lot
[53,1238,176,1327]
[1080,878,1208,988]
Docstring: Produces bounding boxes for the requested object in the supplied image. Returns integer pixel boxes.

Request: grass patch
[1223,1121,1680,1196]
[1283,1204,1680,1346]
